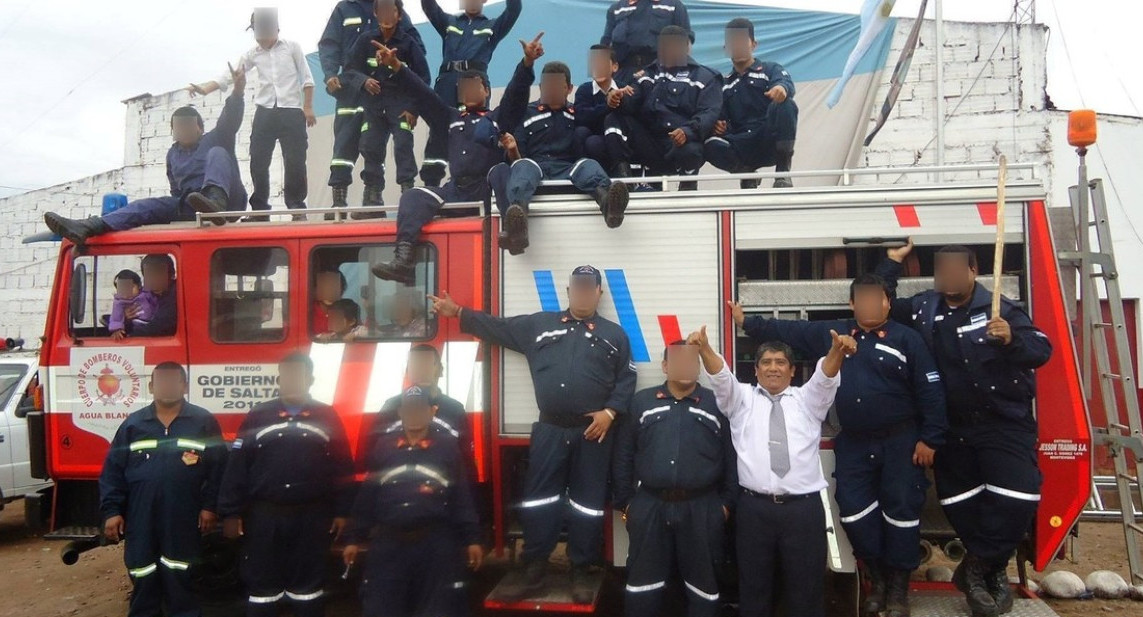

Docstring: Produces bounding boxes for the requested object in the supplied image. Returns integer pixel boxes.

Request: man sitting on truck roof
[42,65,250,245]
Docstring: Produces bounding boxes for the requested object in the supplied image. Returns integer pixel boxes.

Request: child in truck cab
[112,254,178,341]
[107,269,158,334]
[311,268,348,334]
[316,298,369,342]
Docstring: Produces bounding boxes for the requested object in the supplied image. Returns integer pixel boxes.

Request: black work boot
[186,185,229,225]
[399,180,415,193]
[592,182,629,229]
[499,204,529,256]
[862,562,888,615]
[499,560,547,603]
[986,563,1014,614]
[327,186,349,220]
[773,140,795,188]
[43,212,110,246]
[678,180,697,191]
[570,565,595,605]
[886,568,912,617]
[953,554,1000,617]
[371,241,416,284]
[740,178,760,190]
[614,161,632,178]
[353,185,386,219]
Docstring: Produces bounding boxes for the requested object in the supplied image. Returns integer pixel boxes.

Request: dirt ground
[0,501,1139,616]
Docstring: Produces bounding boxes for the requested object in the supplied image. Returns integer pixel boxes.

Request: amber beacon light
[1068,109,1097,149]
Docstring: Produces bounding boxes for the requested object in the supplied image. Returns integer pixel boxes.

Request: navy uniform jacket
[471,62,581,164]
[318,0,425,84]
[720,58,795,132]
[601,0,691,65]
[99,401,226,521]
[365,390,475,472]
[574,80,623,135]
[422,0,522,67]
[876,259,1053,423]
[620,59,723,142]
[394,59,532,184]
[129,287,176,337]
[343,28,432,112]
[460,308,637,420]
[167,92,243,200]
[217,399,356,517]
[613,383,738,510]
[744,316,948,447]
[347,431,480,545]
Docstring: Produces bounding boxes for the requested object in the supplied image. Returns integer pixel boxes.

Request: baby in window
[108,269,158,333]
[316,298,370,342]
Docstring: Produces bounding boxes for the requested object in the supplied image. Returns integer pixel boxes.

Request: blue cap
[570,265,602,286]
[401,386,432,405]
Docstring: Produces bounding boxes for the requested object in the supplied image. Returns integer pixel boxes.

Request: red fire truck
[26,164,1090,613]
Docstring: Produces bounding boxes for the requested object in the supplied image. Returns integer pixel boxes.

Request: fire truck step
[910,588,1060,616]
[43,525,101,541]
[483,567,604,613]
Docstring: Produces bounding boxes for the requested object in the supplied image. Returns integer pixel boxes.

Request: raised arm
[799,332,853,421]
[430,291,535,354]
[421,0,450,35]
[690,326,747,418]
[733,301,838,359]
[876,240,917,324]
[375,44,452,126]
[491,0,523,45]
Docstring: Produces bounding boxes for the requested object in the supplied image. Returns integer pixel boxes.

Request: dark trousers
[104,146,245,231]
[362,102,418,188]
[603,114,704,175]
[123,486,202,617]
[935,420,1042,566]
[834,428,928,571]
[624,491,724,617]
[575,126,613,173]
[241,501,332,617]
[518,421,613,566]
[487,158,610,213]
[703,99,798,173]
[361,528,467,617]
[329,89,383,188]
[419,72,460,186]
[396,180,487,244]
[249,106,309,210]
[736,491,826,617]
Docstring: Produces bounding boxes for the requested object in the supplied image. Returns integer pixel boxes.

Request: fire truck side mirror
[69,262,87,326]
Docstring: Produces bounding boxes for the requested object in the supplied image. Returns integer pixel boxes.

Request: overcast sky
[0,0,1137,199]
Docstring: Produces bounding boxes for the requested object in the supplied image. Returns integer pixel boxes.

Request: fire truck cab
[29,165,1090,613]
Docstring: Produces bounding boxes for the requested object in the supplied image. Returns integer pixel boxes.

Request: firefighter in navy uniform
[601,0,691,84]
[99,362,227,617]
[218,353,356,617]
[341,0,432,213]
[876,242,1052,617]
[343,386,484,617]
[318,0,424,216]
[430,265,637,604]
[613,341,737,617]
[479,41,631,256]
[732,273,948,617]
[704,18,798,189]
[604,26,722,189]
[418,0,523,187]
[361,344,476,478]
[369,39,536,283]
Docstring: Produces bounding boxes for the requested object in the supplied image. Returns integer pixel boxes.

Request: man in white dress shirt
[689,325,854,617]
[189,8,317,219]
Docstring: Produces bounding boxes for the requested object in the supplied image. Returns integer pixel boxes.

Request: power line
[0,3,186,151]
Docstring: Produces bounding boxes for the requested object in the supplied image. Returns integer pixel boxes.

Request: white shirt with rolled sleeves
[217,39,315,109]
[705,356,840,496]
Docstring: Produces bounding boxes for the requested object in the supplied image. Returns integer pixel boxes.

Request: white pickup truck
[0,353,53,518]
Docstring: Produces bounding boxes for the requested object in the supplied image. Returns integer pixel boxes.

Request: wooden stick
[991,155,1008,317]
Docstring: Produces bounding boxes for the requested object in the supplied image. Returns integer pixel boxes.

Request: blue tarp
[307,0,895,116]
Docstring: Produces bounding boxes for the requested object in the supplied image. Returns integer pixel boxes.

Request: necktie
[765,392,791,478]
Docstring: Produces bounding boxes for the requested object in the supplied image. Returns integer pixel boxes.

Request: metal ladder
[1061,145,1143,584]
